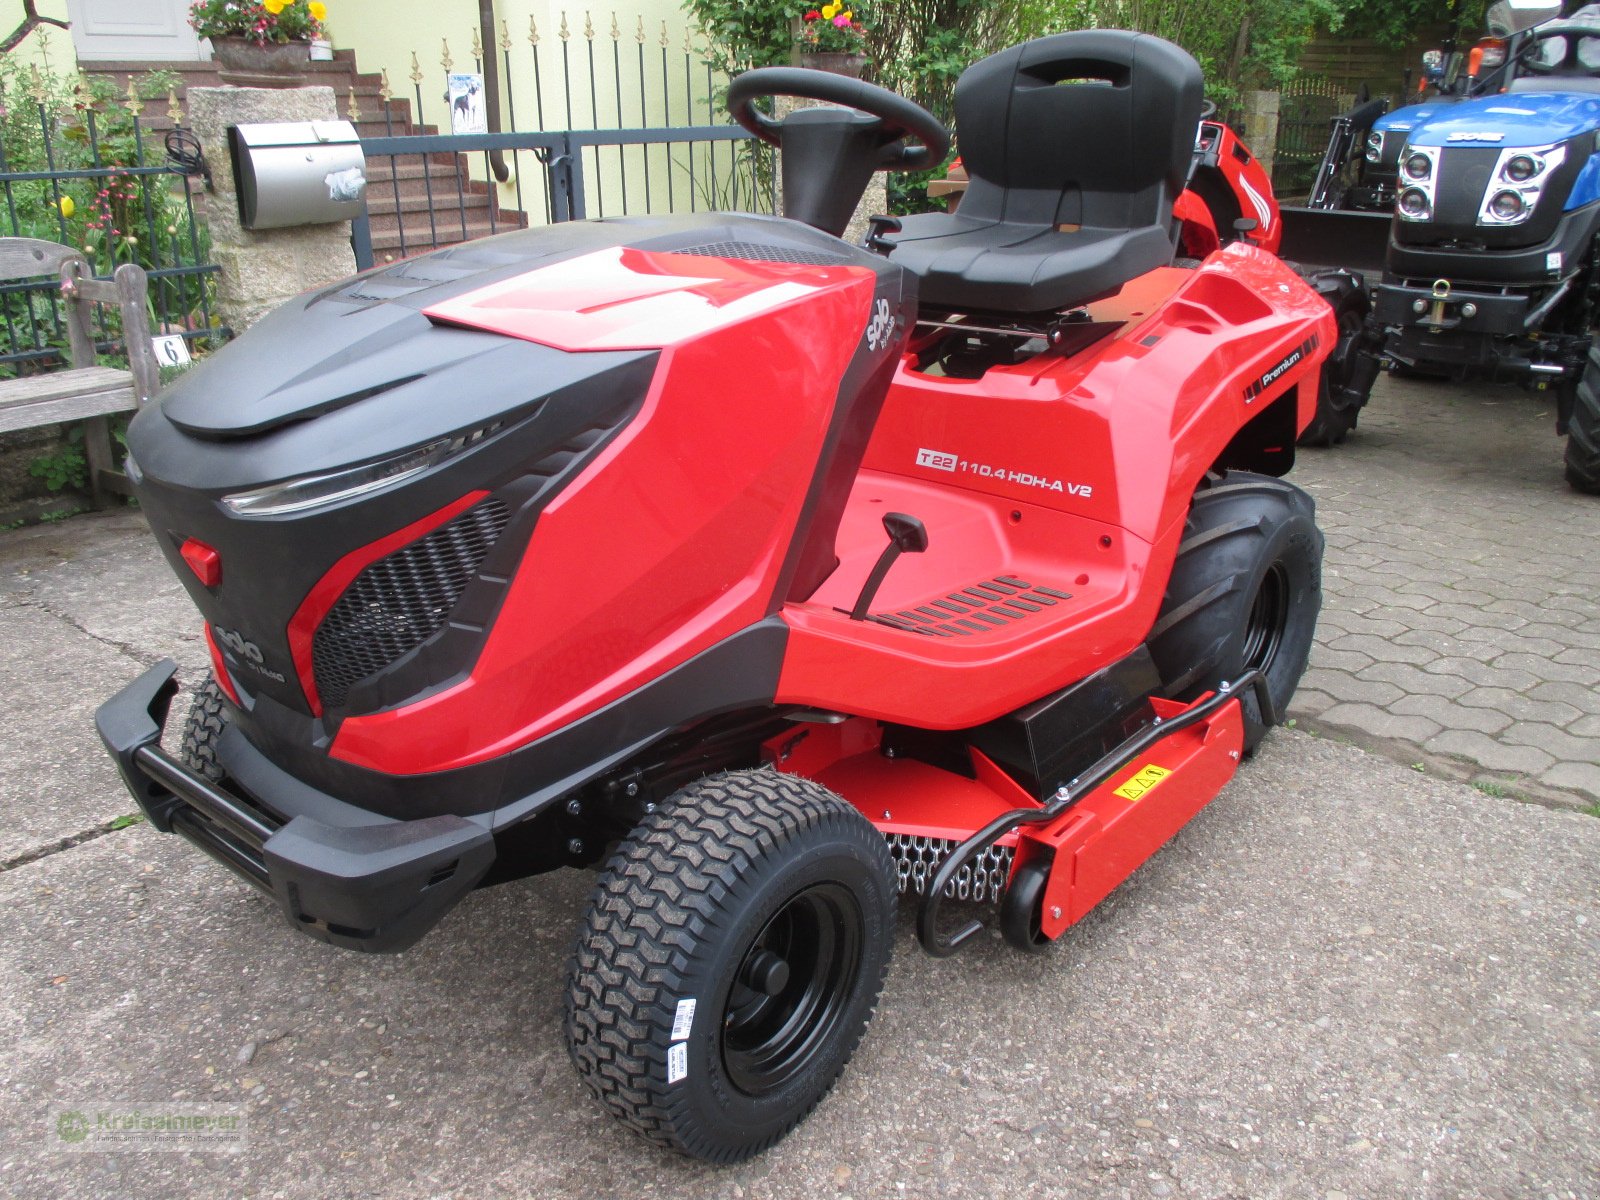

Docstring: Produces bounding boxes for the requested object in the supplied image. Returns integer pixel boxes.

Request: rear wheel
[564,769,896,1163]
[1299,285,1369,447]
[1564,340,1600,494]
[179,677,230,783]
[1146,472,1324,751]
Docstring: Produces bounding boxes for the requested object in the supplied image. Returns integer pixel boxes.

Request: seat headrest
[953,30,1204,200]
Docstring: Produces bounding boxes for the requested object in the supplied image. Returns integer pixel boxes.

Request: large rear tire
[1146,472,1324,751]
[1564,341,1600,494]
[564,769,897,1163]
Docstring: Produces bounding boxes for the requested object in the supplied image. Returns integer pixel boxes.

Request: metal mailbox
[228,120,366,230]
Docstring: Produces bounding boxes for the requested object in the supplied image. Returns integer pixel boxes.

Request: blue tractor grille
[311,498,510,709]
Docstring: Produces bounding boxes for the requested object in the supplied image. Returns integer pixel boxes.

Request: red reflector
[180,537,222,587]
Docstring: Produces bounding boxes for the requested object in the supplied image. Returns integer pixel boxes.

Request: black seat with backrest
[884,31,1203,315]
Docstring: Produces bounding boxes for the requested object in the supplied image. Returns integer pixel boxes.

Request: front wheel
[1299,281,1370,447]
[1564,339,1600,494]
[564,769,897,1163]
[1146,472,1324,751]
[179,676,231,783]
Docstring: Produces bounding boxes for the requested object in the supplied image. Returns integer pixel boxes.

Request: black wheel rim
[1241,561,1290,676]
[721,882,863,1097]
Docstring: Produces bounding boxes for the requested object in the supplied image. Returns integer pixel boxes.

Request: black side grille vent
[870,576,1073,638]
[312,498,511,708]
[673,240,851,267]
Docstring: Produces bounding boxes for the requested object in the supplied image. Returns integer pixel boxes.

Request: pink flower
[832,13,849,25]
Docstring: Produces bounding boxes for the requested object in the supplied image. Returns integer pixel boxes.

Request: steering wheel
[1516,23,1600,73]
[726,67,950,172]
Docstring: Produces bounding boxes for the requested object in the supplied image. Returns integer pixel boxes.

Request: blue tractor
[1306,0,1600,490]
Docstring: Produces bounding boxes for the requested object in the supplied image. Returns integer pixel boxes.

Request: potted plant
[797,4,870,78]
[189,0,329,88]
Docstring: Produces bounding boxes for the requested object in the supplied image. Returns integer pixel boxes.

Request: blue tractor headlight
[1479,142,1566,226]
[1365,131,1383,163]
[1395,146,1441,221]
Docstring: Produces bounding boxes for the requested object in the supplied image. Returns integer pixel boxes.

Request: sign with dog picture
[448,73,486,135]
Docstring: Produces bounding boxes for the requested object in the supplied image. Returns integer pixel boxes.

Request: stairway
[87,50,526,262]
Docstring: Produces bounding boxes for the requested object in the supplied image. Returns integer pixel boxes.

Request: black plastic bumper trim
[95,659,495,954]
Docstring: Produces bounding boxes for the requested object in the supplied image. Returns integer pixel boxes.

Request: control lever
[848,513,928,620]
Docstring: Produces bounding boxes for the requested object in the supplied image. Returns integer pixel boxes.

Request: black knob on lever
[864,214,902,255]
[848,512,928,621]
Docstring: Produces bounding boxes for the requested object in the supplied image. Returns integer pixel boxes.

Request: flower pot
[798,52,868,79]
[210,37,311,88]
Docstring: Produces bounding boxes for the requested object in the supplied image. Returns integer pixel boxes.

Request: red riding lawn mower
[99,31,1341,1162]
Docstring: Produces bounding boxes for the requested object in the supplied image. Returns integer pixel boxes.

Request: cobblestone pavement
[1291,371,1600,809]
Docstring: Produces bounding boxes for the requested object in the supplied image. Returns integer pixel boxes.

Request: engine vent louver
[311,498,511,708]
[673,240,851,267]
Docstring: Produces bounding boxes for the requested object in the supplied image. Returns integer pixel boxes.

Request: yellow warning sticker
[1114,764,1172,802]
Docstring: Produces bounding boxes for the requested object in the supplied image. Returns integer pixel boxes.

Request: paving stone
[1318,702,1443,744]
[1417,657,1542,692]
[1456,686,1584,727]
[1491,653,1600,686]
[1423,729,1555,776]
[1500,722,1600,761]
[1568,713,1600,738]
[1356,661,1471,699]
[1305,646,1375,673]
[1392,629,1466,657]
[1326,633,1435,665]
[1298,669,1405,708]
[1285,688,1337,719]
[1538,761,1600,801]
[1528,680,1600,709]
[1390,694,1513,735]
[1426,602,1526,632]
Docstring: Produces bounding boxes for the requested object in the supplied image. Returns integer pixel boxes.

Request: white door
[65,0,204,62]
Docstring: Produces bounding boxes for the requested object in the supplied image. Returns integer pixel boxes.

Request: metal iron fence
[0,86,224,373]
[1272,74,1352,201]
[354,15,776,265]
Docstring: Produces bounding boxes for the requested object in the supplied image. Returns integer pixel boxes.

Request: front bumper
[95,660,496,953]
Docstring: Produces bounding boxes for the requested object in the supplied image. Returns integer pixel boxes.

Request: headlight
[1398,187,1433,220]
[1365,132,1383,163]
[1503,154,1541,182]
[1403,152,1432,180]
[1479,141,1566,226]
[222,423,504,516]
[1488,190,1524,220]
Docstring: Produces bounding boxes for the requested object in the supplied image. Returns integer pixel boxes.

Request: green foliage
[0,57,215,378]
[1340,0,1486,47]
[28,426,87,492]
[188,0,327,46]
[1005,0,1352,99]
[683,0,796,76]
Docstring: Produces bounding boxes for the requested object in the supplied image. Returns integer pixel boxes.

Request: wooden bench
[0,237,160,507]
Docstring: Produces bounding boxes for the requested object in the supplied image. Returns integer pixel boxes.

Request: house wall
[2,0,72,69]
[329,0,732,220]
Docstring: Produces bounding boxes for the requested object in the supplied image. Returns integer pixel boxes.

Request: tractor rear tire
[179,677,230,783]
[564,768,897,1163]
[1147,472,1324,752]
[1564,341,1600,494]
[1299,284,1369,447]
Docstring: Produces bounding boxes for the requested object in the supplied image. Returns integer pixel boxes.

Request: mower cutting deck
[98,30,1331,1163]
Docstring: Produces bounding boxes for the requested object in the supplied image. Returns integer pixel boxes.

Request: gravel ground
[1,732,1595,1199]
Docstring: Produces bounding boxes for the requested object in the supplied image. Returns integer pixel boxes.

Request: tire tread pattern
[564,768,894,1163]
